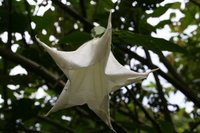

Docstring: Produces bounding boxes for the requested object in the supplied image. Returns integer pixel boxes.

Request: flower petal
[35,12,112,74]
[106,52,153,92]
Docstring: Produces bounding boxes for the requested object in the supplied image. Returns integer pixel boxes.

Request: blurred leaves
[32,10,56,34]
[0,7,28,33]
[114,30,186,53]
[59,31,92,45]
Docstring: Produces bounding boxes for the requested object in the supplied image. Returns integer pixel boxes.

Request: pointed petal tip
[151,68,159,72]
[44,114,48,117]
[147,68,159,75]
[35,36,41,44]
[35,35,43,45]
[107,10,112,29]
[44,110,52,117]
[35,36,51,50]
[44,111,50,117]
[109,10,112,18]
[109,124,117,133]
[110,127,117,133]
[35,35,39,42]
[106,119,116,133]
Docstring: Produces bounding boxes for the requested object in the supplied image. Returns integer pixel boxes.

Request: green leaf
[91,26,106,37]
[113,30,186,53]
[59,31,92,44]
[156,20,172,29]
[180,3,198,29]
[32,10,56,34]
[150,2,181,17]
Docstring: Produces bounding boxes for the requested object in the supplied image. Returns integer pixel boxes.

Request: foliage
[0,0,200,133]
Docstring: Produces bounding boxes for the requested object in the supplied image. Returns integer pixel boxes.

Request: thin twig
[158,52,188,88]
[0,47,65,92]
[143,48,176,132]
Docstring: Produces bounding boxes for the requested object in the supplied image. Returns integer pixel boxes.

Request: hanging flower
[36,11,157,132]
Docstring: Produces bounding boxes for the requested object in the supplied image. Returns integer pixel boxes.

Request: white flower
[36,11,157,132]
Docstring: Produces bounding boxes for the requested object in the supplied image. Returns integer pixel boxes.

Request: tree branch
[158,52,188,88]
[37,116,77,133]
[79,0,86,18]
[144,49,176,132]
[2,0,13,108]
[51,0,93,31]
[0,47,65,92]
[117,44,200,108]
[7,0,12,49]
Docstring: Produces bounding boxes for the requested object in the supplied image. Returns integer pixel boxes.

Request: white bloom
[36,11,156,132]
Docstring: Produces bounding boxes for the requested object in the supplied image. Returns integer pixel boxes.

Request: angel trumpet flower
[36,11,157,132]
